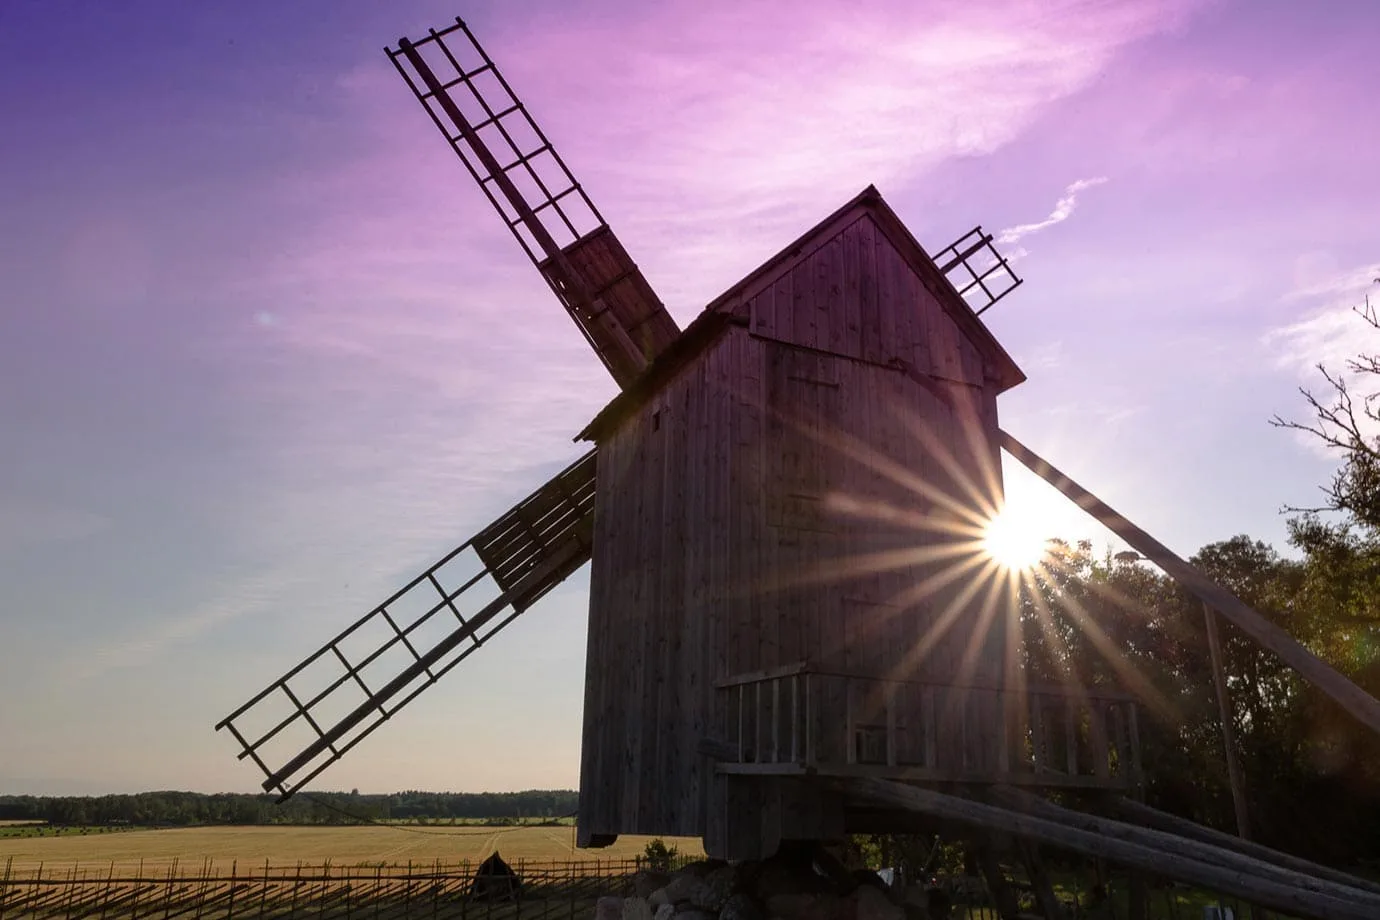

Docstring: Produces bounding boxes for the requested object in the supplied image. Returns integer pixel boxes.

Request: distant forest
[0,790,579,827]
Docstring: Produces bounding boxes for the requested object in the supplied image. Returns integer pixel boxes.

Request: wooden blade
[214,450,596,799]
[387,20,680,387]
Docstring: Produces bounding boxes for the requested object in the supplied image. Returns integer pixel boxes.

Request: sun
[983,505,1049,570]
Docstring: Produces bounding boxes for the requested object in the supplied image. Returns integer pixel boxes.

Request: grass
[1044,870,1300,920]
[0,824,703,872]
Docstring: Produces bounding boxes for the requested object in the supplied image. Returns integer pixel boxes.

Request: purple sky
[2,0,1378,795]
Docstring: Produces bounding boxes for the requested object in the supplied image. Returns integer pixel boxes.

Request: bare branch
[1272,288,1380,525]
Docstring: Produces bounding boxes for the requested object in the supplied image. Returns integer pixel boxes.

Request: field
[0,825,704,872]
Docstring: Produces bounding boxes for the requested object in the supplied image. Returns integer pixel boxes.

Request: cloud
[1266,263,1380,375]
[1019,341,1065,372]
[1281,262,1380,307]
[998,177,1110,244]
[301,0,1199,314]
[509,2,1188,302]
[72,570,303,682]
[1264,263,1380,454]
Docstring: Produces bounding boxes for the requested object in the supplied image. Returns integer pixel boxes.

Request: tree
[1273,289,1380,528]
[1271,286,1380,658]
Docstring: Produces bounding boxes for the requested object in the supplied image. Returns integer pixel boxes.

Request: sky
[1,0,1378,796]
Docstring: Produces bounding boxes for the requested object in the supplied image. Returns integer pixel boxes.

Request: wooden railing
[713,664,1141,790]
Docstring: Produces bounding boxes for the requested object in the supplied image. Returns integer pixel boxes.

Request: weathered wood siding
[578,211,1010,857]
[579,324,765,845]
[747,212,988,386]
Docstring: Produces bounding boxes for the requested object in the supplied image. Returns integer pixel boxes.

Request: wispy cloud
[998,177,1110,244]
[1019,341,1065,372]
[311,0,1198,312]
[70,571,304,683]
[1264,264,1380,454]
[1266,263,1380,375]
[516,3,1187,302]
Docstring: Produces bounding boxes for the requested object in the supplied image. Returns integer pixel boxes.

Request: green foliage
[640,837,678,872]
[1010,524,1380,863]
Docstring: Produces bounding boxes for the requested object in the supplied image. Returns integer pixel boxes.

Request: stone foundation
[597,850,950,920]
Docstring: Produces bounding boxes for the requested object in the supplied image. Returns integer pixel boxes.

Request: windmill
[217,14,1022,850]
[219,17,1380,913]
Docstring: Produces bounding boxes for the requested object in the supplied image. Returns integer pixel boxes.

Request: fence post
[227,860,237,920]
[130,858,144,920]
[0,856,12,920]
[65,865,78,920]
[319,861,331,920]
[290,862,302,917]
[197,858,212,920]
[165,859,177,920]
[257,859,269,920]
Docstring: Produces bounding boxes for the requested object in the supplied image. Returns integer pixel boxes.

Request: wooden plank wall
[748,212,987,387]
[579,209,1010,857]
[579,324,769,845]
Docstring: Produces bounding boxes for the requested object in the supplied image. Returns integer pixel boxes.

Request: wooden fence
[0,857,661,920]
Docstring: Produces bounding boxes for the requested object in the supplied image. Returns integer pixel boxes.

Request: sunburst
[740,388,1172,725]
[983,505,1050,571]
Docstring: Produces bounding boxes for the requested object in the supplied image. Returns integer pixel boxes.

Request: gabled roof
[577,185,1026,442]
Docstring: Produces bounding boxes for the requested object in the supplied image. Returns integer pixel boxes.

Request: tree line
[0,789,578,827]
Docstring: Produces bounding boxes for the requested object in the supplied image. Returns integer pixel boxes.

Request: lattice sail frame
[387,19,678,387]
[215,451,596,799]
[933,226,1023,316]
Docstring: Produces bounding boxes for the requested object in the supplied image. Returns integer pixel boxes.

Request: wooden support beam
[1127,869,1148,920]
[988,786,1380,917]
[999,430,1380,739]
[1109,798,1380,899]
[830,776,1379,920]
[1018,839,1067,920]
[1205,602,1253,840]
[975,841,1022,920]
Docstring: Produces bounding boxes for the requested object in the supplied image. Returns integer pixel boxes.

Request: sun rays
[737,381,1175,725]
[983,505,1050,571]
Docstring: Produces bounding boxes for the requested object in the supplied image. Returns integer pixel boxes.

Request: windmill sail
[932,226,1022,316]
[387,20,680,387]
[215,450,596,799]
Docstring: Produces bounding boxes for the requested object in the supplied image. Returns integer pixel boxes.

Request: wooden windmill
[220,17,1380,913]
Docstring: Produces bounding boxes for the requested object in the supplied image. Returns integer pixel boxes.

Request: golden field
[0,825,704,872]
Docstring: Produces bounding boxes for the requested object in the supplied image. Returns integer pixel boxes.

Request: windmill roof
[576,185,1025,442]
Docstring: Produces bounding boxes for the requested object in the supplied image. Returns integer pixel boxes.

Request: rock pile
[596,850,948,920]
